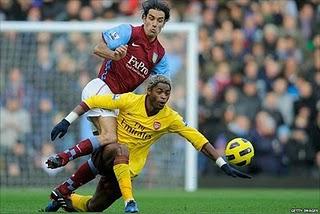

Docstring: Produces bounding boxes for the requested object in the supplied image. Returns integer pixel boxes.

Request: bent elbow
[93,45,100,54]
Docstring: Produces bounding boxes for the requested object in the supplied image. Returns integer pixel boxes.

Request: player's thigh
[87,175,121,211]
[91,116,118,144]
[90,116,117,135]
[81,78,118,137]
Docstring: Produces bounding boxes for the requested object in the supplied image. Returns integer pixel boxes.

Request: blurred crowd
[0,0,320,184]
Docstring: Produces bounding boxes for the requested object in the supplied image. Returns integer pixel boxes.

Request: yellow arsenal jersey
[84,93,208,176]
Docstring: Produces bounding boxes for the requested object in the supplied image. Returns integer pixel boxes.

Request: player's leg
[71,145,138,213]
[70,143,121,211]
[41,158,98,212]
[52,101,135,207]
[71,175,122,212]
[71,142,137,212]
[44,142,120,211]
[106,144,138,213]
[112,144,136,204]
[90,141,136,206]
[91,115,118,146]
[53,141,120,197]
[46,116,117,168]
[46,78,118,168]
[52,158,98,196]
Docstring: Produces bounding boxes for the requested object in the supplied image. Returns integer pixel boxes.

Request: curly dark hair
[147,75,171,91]
[142,0,170,22]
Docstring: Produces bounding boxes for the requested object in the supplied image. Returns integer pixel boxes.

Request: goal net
[0,21,198,191]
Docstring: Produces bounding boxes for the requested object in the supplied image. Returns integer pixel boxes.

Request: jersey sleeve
[151,53,170,78]
[102,24,132,50]
[168,113,208,151]
[83,93,135,111]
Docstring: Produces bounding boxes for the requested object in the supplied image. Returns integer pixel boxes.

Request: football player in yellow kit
[44,75,250,213]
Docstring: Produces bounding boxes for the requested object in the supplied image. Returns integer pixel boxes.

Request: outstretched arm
[201,142,221,161]
[201,142,251,179]
[169,113,251,178]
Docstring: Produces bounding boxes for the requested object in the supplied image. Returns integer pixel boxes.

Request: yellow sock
[113,163,133,202]
[70,193,92,212]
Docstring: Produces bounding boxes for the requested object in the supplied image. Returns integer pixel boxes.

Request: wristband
[65,112,79,124]
[216,157,227,168]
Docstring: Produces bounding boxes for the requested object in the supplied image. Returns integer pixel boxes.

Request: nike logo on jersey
[132,42,139,47]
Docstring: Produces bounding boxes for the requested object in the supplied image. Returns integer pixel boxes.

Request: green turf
[0,187,319,213]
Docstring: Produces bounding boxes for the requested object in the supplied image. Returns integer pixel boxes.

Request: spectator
[202,45,226,81]
[272,77,294,126]
[3,68,32,108]
[89,0,107,18]
[0,97,31,152]
[263,24,279,57]
[262,91,285,127]
[32,96,56,150]
[283,57,300,99]
[239,79,261,120]
[56,0,81,21]
[39,0,65,20]
[27,6,42,21]
[249,111,285,175]
[216,114,251,153]
[261,56,282,92]
[48,54,80,112]
[0,0,31,20]
[285,109,315,174]
[228,29,246,72]
[251,42,266,66]
[79,6,94,21]
[208,61,232,100]
[299,3,316,40]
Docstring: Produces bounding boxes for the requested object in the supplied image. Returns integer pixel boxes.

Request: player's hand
[220,163,252,179]
[113,45,128,61]
[51,119,70,141]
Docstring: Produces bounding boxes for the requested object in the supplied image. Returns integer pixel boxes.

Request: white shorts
[81,78,118,118]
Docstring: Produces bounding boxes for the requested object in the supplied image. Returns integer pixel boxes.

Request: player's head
[142,0,170,40]
[147,75,171,110]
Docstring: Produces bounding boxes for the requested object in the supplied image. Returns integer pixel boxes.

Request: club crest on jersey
[153,121,161,130]
[152,52,158,63]
[109,32,120,40]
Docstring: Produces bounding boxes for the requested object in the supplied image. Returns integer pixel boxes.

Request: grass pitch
[0,187,319,213]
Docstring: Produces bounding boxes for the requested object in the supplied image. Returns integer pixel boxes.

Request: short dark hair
[142,0,170,22]
[147,75,171,91]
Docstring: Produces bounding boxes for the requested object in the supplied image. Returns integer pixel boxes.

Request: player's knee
[102,143,119,156]
[116,144,129,157]
[99,133,117,146]
[114,145,129,165]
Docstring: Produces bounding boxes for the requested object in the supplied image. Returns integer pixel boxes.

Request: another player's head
[147,75,171,110]
[142,0,170,40]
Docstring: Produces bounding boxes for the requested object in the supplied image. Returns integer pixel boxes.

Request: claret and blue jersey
[98,24,170,94]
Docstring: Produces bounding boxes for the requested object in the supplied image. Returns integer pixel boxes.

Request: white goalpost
[1,21,199,191]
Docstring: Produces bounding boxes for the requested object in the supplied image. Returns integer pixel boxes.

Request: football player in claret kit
[42,75,251,213]
[45,0,171,212]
